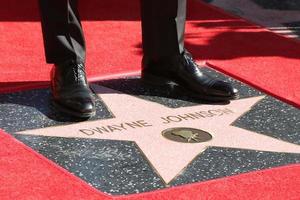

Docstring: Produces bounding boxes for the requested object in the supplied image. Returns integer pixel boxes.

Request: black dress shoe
[51,60,96,118]
[141,50,238,101]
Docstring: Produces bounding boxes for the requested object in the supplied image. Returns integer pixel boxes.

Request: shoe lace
[181,50,202,74]
[74,63,86,83]
[64,61,87,85]
[182,50,216,86]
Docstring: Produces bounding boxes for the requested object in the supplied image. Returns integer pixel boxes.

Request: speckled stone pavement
[0,0,299,197]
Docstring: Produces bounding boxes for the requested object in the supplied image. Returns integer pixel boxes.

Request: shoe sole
[52,101,96,119]
[141,73,239,102]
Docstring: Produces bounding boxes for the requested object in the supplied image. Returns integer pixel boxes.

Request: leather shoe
[141,50,238,101]
[51,60,96,118]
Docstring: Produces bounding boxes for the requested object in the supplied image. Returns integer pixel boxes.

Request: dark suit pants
[39,0,187,64]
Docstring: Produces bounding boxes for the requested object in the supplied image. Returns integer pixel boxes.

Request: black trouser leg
[39,0,186,63]
[39,0,85,64]
[141,0,187,59]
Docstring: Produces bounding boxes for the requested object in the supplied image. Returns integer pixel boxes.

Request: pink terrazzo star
[18,84,300,183]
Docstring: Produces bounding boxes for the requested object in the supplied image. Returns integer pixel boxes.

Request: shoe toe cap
[212,81,239,97]
[67,98,95,113]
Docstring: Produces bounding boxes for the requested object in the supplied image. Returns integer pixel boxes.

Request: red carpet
[0,0,299,107]
[1,2,299,198]
[0,131,110,200]
[1,130,299,200]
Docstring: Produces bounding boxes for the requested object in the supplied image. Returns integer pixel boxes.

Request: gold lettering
[125,122,143,129]
[177,114,196,120]
[208,110,220,116]
[92,127,110,134]
[166,116,183,122]
[189,112,206,119]
[223,108,234,114]
[137,120,153,127]
[114,123,127,130]
[79,129,95,136]
[107,125,122,132]
[161,117,171,124]
[197,111,211,117]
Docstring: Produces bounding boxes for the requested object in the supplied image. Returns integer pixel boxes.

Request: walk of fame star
[17,84,300,184]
